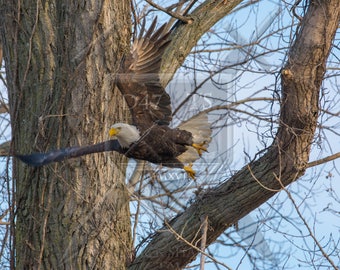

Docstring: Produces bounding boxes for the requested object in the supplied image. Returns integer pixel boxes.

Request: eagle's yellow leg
[183,163,196,179]
[192,142,208,156]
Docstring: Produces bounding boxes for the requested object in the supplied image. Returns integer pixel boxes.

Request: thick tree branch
[130,1,340,269]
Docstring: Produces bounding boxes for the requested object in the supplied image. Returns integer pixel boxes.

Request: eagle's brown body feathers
[122,125,193,168]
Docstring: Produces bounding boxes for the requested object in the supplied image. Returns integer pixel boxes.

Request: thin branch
[277,177,338,269]
[20,0,40,89]
[200,215,208,270]
[164,220,233,270]
[145,0,193,23]
[306,152,340,168]
[247,165,281,192]
[0,42,2,69]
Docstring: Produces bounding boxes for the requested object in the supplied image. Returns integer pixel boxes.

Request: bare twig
[247,165,280,192]
[145,0,193,23]
[276,178,338,269]
[200,215,208,270]
[164,220,233,270]
[0,42,2,69]
[306,152,340,168]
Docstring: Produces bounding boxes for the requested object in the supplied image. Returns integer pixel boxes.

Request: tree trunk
[1,1,133,269]
[130,1,340,269]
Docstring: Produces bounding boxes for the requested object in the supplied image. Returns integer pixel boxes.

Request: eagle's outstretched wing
[17,140,123,166]
[17,19,172,167]
[117,18,172,128]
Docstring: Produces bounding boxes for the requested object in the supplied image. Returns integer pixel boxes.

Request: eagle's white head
[109,123,141,148]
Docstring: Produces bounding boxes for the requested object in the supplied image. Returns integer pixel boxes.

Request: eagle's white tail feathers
[177,113,212,163]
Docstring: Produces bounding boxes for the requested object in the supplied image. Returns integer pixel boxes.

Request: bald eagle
[17,19,212,178]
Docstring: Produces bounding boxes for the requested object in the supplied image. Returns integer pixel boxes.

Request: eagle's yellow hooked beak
[109,127,120,137]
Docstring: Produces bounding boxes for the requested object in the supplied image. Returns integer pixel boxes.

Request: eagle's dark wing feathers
[17,140,123,166]
[117,18,172,128]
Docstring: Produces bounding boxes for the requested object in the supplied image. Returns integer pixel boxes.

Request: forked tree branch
[130,1,340,269]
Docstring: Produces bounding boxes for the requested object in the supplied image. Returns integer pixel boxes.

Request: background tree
[0,0,339,269]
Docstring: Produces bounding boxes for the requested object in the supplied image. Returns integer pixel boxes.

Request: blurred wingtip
[16,153,47,166]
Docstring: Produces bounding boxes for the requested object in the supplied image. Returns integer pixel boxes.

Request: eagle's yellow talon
[192,142,208,156]
[184,163,196,179]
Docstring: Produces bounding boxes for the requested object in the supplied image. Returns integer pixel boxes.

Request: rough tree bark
[1,1,132,269]
[129,1,340,269]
